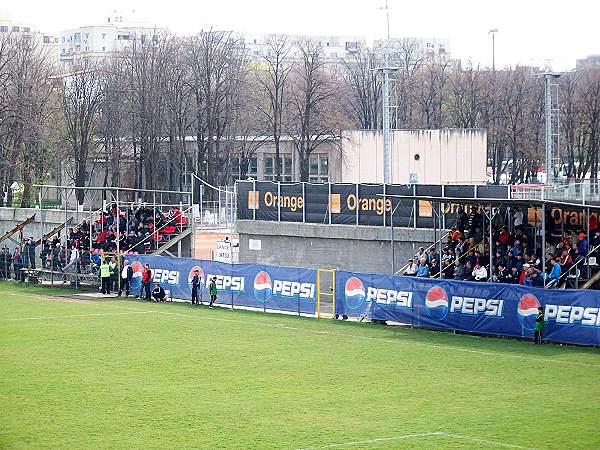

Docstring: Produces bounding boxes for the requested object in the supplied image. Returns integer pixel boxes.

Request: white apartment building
[373,37,453,66]
[60,11,164,67]
[0,18,60,63]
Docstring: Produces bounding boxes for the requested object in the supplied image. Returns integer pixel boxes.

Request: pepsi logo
[517,294,541,330]
[188,266,205,287]
[425,286,449,320]
[130,261,144,289]
[345,277,366,310]
[253,271,272,302]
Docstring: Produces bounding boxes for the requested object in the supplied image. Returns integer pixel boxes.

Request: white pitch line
[441,433,536,449]
[298,432,536,450]
[1,311,156,321]
[297,432,445,449]
[158,311,600,369]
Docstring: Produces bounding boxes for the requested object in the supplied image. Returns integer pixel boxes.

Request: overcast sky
[1,0,596,70]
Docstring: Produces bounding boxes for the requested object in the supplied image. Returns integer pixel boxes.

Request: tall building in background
[373,37,455,67]
[59,10,165,67]
[0,18,60,63]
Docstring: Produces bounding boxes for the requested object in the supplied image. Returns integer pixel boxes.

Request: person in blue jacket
[416,258,430,277]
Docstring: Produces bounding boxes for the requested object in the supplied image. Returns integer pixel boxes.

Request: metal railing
[395,231,450,275]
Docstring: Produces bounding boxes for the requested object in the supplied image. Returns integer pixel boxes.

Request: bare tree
[255,35,292,180]
[342,45,380,129]
[288,41,341,182]
[1,34,56,207]
[188,30,245,190]
[59,59,104,203]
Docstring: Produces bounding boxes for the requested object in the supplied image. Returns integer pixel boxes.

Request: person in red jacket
[138,264,153,300]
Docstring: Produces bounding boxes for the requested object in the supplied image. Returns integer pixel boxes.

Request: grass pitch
[1,281,599,449]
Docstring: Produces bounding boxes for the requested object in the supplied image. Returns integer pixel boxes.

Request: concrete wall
[236,220,436,274]
[341,128,487,185]
[0,207,82,250]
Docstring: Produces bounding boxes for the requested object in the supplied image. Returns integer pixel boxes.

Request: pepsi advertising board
[125,255,317,315]
[124,255,600,346]
[336,271,600,346]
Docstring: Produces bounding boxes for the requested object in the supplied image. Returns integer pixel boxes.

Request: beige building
[340,129,487,185]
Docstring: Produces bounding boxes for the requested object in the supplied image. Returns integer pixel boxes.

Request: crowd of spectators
[0,203,188,279]
[402,205,599,288]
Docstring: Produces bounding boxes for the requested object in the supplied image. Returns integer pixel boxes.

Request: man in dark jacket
[191,269,201,305]
[152,284,166,302]
[455,206,468,233]
[25,237,36,269]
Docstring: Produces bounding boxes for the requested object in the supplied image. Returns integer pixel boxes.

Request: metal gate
[317,269,336,318]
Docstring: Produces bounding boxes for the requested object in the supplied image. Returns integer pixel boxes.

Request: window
[309,155,329,183]
[74,32,81,42]
[102,46,106,51]
[229,156,258,184]
[23,27,30,33]
[102,33,106,39]
[43,36,50,43]
[264,154,293,181]
[12,26,20,32]
[0,26,8,33]
[61,36,65,42]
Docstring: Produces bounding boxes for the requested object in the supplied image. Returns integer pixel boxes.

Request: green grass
[1,280,599,449]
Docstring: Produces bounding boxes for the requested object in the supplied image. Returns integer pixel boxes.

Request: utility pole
[539,72,561,185]
[375,1,398,184]
[488,29,498,71]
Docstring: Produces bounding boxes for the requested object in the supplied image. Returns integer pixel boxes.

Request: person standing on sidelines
[139,264,153,301]
[108,258,118,294]
[119,259,133,297]
[100,259,111,295]
[209,276,217,308]
[191,269,201,306]
[534,306,544,344]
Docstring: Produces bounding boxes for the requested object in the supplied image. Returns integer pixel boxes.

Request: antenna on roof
[378,0,391,40]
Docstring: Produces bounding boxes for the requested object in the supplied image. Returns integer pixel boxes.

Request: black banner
[236,181,513,229]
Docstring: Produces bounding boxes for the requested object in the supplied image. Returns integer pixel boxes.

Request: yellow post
[317,270,321,318]
[331,270,336,315]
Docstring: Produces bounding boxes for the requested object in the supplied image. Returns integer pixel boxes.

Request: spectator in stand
[429,259,440,278]
[427,248,439,266]
[473,263,488,282]
[519,264,529,285]
[578,232,589,258]
[455,206,468,233]
[416,258,430,277]
[547,258,562,287]
[559,250,573,275]
[506,266,520,284]
[453,259,466,280]
[463,262,475,281]
[495,264,508,283]
[513,208,524,230]
[450,227,463,242]
[467,206,483,235]
[414,247,427,263]
[403,259,418,276]
[491,208,504,229]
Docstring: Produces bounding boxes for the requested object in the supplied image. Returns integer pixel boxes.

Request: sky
[1,0,596,70]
